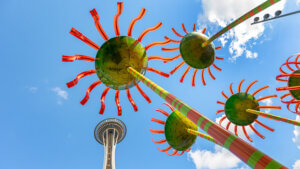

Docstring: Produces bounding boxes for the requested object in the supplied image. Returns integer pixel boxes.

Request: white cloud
[260,98,273,113]
[52,87,68,104]
[292,116,300,149]
[198,0,287,60]
[293,160,300,169]
[52,87,68,100]
[28,86,38,93]
[297,0,300,6]
[245,50,258,59]
[188,145,244,169]
[238,167,250,169]
[216,115,254,141]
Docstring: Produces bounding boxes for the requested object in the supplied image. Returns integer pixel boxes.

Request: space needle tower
[94,118,127,169]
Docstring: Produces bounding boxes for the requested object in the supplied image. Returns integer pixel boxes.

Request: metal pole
[251,10,300,25]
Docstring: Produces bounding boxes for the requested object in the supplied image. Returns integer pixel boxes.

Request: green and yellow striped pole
[202,0,281,47]
[247,109,300,126]
[186,128,222,146]
[128,67,287,169]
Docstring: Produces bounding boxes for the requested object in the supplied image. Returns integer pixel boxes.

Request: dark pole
[251,10,300,25]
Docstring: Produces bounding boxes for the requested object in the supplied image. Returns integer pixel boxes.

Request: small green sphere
[225,92,259,126]
[288,69,300,100]
[180,32,215,69]
[164,110,197,151]
[95,36,147,90]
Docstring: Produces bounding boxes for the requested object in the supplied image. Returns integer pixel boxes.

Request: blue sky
[1,0,300,169]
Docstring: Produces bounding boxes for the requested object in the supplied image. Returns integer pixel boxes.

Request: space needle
[94,118,126,169]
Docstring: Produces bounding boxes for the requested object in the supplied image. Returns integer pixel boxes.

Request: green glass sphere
[95,36,147,90]
[288,69,300,100]
[164,110,197,151]
[180,32,215,69]
[225,92,259,126]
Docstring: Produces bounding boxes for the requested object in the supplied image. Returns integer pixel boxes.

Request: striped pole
[247,109,300,126]
[202,0,281,47]
[128,67,287,169]
[186,128,222,146]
